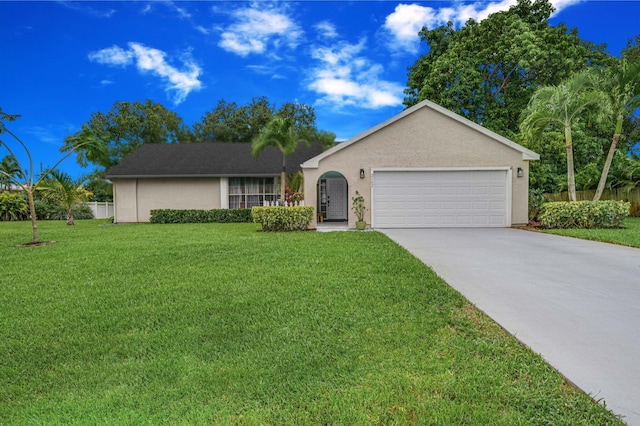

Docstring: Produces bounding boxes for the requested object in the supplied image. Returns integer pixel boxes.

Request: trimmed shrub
[150,208,253,224]
[540,200,630,229]
[251,206,314,232]
[544,189,640,217]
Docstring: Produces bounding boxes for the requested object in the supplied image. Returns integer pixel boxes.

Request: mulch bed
[15,241,56,247]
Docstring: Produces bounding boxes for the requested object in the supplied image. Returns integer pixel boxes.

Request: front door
[325,178,347,220]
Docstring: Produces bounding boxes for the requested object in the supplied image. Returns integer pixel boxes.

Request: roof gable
[105,142,325,178]
[302,99,539,168]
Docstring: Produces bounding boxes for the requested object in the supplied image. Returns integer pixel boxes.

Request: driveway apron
[380,228,640,425]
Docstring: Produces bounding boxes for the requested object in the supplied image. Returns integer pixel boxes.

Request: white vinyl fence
[87,202,114,219]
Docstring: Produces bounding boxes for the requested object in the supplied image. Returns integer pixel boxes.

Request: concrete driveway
[380,227,640,425]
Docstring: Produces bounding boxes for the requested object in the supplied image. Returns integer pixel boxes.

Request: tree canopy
[402,0,640,199]
[193,96,320,143]
[404,0,612,140]
[64,97,335,172]
[622,35,640,63]
[61,99,190,170]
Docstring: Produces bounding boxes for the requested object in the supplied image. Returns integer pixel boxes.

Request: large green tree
[62,99,190,169]
[194,96,319,143]
[520,72,605,201]
[405,0,611,139]
[251,117,305,202]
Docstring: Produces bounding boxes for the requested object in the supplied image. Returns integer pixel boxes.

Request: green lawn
[543,217,640,248]
[1,220,623,425]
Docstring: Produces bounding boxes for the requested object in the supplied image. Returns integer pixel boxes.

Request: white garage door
[372,169,510,228]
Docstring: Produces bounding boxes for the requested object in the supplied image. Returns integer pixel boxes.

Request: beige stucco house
[106,99,538,227]
[302,99,539,229]
[105,142,324,223]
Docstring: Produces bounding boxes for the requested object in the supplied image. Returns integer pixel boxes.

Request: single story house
[302,99,539,229]
[107,99,539,228]
[105,142,325,223]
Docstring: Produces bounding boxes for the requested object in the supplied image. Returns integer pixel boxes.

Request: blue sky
[1,0,639,178]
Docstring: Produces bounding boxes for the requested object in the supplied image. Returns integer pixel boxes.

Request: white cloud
[167,2,192,20]
[549,0,584,16]
[25,124,75,146]
[217,5,303,57]
[383,0,584,54]
[195,25,210,35]
[244,64,286,79]
[58,1,116,18]
[314,21,338,39]
[383,4,450,54]
[88,43,202,104]
[453,0,517,24]
[88,45,133,66]
[308,39,404,109]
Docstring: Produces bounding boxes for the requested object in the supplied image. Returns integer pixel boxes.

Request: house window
[228,177,278,208]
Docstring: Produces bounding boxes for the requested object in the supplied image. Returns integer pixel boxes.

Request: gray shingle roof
[105,142,325,178]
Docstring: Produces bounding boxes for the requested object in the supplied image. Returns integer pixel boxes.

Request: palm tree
[0,155,22,191]
[520,72,605,201]
[592,60,640,200]
[251,117,305,204]
[1,109,100,243]
[40,170,92,225]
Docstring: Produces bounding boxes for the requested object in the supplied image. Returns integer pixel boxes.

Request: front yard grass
[543,217,640,248]
[1,220,623,424]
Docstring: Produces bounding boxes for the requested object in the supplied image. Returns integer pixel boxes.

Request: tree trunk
[594,117,623,201]
[280,153,286,205]
[565,125,577,202]
[593,133,620,201]
[66,207,75,225]
[27,186,39,243]
[280,170,286,205]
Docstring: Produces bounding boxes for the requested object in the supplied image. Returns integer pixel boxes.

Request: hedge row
[251,206,314,231]
[540,200,630,229]
[149,208,253,224]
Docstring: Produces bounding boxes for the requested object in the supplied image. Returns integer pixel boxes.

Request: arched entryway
[317,172,348,222]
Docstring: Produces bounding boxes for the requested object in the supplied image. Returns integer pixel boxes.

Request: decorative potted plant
[351,190,367,230]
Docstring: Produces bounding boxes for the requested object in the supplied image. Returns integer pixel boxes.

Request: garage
[301,99,538,229]
[372,169,511,228]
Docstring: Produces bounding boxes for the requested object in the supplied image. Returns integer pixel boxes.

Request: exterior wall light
[360,169,365,179]
[517,167,524,178]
